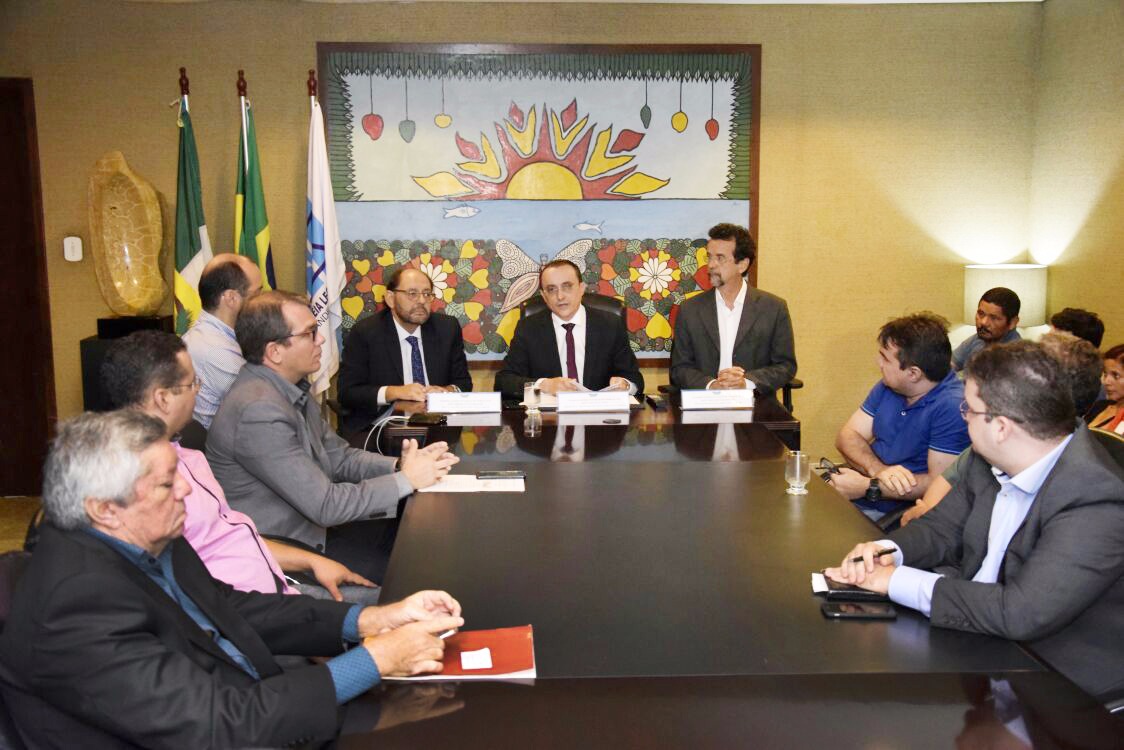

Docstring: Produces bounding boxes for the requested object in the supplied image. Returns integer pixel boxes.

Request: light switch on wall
[63,236,82,262]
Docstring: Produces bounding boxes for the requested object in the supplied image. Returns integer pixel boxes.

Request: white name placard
[679,388,755,410]
[556,390,631,412]
[426,391,502,413]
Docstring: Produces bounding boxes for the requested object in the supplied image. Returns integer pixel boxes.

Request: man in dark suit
[0,409,463,749]
[826,341,1124,701]
[338,266,472,437]
[494,259,643,399]
[670,223,796,394]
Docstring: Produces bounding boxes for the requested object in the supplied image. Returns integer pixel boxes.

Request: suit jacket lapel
[582,307,600,385]
[381,312,405,384]
[541,313,564,377]
[700,290,722,355]
[961,474,1000,578]
[733,286,759,353]
[421,317,441,384]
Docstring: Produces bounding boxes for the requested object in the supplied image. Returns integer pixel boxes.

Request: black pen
[850,547,897,563]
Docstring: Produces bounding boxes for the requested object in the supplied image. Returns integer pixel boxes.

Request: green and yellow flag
[234,99,275,289]
[174,95,213,333]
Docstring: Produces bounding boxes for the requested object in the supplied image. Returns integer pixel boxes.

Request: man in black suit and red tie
[495,259,643,399]
[338,267,473,438]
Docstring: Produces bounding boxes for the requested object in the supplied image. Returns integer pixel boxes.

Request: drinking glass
[524,410,542,438]
[785,450,811,494]
[523,381,540,413]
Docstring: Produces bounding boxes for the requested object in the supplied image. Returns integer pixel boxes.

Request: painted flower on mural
[629,249,680,301]
[413,252,458,303]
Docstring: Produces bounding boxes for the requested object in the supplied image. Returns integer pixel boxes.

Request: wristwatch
[864,477,882,502]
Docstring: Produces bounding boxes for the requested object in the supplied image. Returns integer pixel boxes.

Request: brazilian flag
[234,100,275,290]
[173,97,212,333]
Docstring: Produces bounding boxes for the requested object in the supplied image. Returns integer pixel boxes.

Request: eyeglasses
[169,376,201,393]
[542,282,579,298]
[275,327,318,343]
[959,400,1023,423]
[390,289,435,302]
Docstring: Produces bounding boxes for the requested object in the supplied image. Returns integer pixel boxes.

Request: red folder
[386,624,536,681]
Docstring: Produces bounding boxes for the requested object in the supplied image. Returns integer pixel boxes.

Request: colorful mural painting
[317,44,760,359]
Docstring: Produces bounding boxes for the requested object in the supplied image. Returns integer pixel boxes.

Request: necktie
[406,335,426,385]
[562,323,578,381]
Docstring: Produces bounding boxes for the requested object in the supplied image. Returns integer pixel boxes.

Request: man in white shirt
[495,259,643,398]
[182,253,262,427]
[825,341,1124,700]
[670,224,796,394]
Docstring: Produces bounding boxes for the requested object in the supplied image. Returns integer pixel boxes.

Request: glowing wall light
[964,264,1047,327]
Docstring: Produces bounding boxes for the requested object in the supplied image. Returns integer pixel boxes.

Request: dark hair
[235,290,309,365]
[877,312,952,382]
[979,287,1021,321]
[965,341,1075,440]
[198,259,251,312]
[1050,308,1104,348]
[1105,344,1124,366]
[708,223,756,270]
[387,266,434,292]
[1038,331,1103,416]
[538,259,583,289]
[101,331,187,408]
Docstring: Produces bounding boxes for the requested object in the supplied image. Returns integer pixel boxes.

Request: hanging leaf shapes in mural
[362,75,383,140]
[412,100,668,200]
[640,80,652,129]
[399,79,416,143]
[671,80,688,133]
[434,79,452,129]
[705,80,720,141]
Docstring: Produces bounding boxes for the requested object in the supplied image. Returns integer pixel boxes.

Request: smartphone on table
[820,601,897,620]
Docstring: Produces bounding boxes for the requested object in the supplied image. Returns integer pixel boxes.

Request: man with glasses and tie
[494,258,643,399]
[826,341,1124,702]
[207,291,459,582]
[338,267,472,441]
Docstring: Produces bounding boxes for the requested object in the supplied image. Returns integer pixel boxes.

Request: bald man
[182,254,263,427]
[338,266,472,439]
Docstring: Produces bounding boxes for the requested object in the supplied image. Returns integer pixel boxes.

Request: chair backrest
[178,419,208,452]
[0,551,31,631]
[1090,428,1124,470]
[522,292,626,324]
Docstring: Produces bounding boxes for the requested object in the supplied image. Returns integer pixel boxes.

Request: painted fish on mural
[444,205,480,219]
[573,221,604,234]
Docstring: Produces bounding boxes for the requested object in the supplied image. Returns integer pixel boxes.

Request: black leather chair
[178,419,208,452]
[1090,427,1124,468]
[521,292,626,323]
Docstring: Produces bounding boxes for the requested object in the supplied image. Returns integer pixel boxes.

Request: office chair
[521,292,626,323]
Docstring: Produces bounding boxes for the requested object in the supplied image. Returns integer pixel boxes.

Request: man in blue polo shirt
[831,313,970,520]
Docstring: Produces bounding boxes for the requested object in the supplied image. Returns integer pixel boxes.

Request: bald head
[198,254,262,316]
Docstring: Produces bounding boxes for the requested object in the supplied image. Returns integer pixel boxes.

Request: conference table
[343,399,1123,747]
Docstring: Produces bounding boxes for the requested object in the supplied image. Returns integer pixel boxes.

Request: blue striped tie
[406,335,426,385]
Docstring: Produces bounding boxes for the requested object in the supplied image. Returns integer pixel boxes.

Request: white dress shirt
[534,304,636,395]
[376,318,430,405]
[886,433,1073,616]
[707,282,752,390]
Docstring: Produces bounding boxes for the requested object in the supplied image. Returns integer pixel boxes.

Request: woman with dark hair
[1088,344,1124,435]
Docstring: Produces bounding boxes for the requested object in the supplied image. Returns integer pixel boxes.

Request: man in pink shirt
[102,330,380,604]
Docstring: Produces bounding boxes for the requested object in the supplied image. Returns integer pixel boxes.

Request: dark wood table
[393,395,798,462]
[340,672,1124,748]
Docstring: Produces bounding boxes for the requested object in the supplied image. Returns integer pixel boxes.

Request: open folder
[385,625,537,682]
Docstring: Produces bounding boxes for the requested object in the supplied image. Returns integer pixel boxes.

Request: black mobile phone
[820,601,897,620]
[475,470,527,480]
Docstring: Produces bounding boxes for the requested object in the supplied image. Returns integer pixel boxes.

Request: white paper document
[524,393,640,410]
[417,474,526,493]
[460,647,494,671]
[811,572,828,593]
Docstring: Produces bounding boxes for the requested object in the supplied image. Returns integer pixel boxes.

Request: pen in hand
[850,547,897,563]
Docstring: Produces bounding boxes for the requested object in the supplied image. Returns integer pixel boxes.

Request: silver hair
[42,410,167,530]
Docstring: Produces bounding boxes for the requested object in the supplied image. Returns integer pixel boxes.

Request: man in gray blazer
[208,290,459,582]
[669,223,796,394]
[827,341,1124,700]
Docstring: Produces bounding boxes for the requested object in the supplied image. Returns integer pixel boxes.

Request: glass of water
[523,381,540,413]
[785,450,810,494]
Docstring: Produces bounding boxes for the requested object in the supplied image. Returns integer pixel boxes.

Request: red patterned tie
[562,323,578,380]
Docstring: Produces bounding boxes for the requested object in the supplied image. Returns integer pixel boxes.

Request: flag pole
[179,67,190,112]
[307,68,317,109]
[237,70,249,172]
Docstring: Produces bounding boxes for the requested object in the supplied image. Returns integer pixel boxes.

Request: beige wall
[1,0,1117,461]
[1031,0,1124,347]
